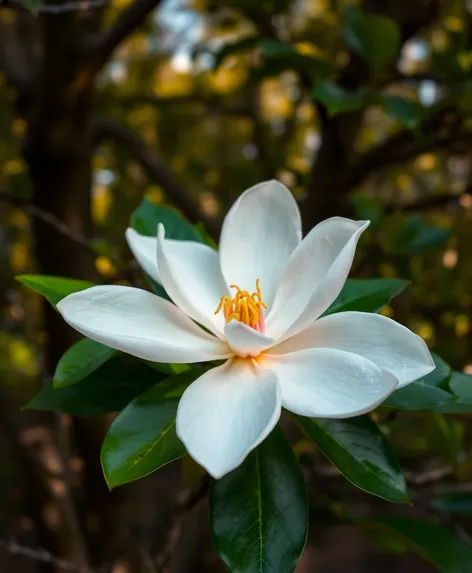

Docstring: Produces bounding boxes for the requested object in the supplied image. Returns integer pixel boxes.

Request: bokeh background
[1,0,472,571]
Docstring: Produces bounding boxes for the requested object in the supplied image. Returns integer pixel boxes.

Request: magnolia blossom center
[215,279,267,332]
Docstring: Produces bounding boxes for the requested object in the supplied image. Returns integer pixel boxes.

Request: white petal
[125,228,161,283]
[176,359,281,478]
[266,218,369,340]
[272,311,435,388]
[261,348,398,418]
[224,321,275,357]
[57,285,231,363]
[219,180,302,305]
[157,224,229,337]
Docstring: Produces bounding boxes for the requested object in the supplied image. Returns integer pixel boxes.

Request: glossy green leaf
[26,355,166,416]
[384,354,454,410]
[361,516,472,572]
[434,371,472,413]
[211,425,307,573]
[449,371,472,400]
[53,338,116,388]
[313,81,370,116]
[379,95,425,128]
[323,278,408,316]
[344,8,401,73]
[101,369,205,489]
[296,415,408,503]
[17,274,93,307]
[131,197,203,242]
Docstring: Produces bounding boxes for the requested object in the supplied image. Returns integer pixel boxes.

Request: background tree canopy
[0,0,472,572]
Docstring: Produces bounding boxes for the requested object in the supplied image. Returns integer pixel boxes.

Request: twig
[83,0,163,72]
[404,464,454,486]
[115,93,250,117]
[93,117,220,239]
[0,191,96,253]
[0,538,92,572]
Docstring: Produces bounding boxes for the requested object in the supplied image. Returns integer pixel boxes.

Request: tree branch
[93,117,220,239]
[348,123,472,191]
[0,191,96,253]
[83,0,163,73]
[115,93,251,117]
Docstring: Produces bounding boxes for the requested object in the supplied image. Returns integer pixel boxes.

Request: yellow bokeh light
[95,256,116,277]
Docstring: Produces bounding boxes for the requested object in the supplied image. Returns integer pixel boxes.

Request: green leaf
[101,369,205,489]
[313,81,370,116]
[384,354,454,410]
[344,7,401,73]
[131,197,204,242]
[53,339,116,388]
[449,371,472,400]
[351,195,384,229]
[254,39,330,80]
[296,415,408,503]
[435,372,472,413]
[431,493,472,515]
[361,516,472,572]
[379,95,425,128]
[211,425,307,573]
[26,355,166,416]
[387,214,451,255]
[17,274,93,307]
[323,278,408,316]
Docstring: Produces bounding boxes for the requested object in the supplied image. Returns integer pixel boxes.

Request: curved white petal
[176,359,281,478]
[219,180,302,306]
[272,311,435,388]
[266,218,369,340]
[261,348,398,418]
[125,228,161,284]
[157,225,229,337]
[57,285,231,363]
[224,321,275,357]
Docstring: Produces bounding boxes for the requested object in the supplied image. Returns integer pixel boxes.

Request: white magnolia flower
[57,181,435,478]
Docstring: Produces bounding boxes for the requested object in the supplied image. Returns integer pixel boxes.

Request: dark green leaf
[387,214,451,255]
[379,95,425,128]
[101,369,205,489]
[296,415,408,503]
[361,516,472,572]
[431,493,472,515]
[313,81,370,116]
[253,39,330,80]
[53,339,116,388]
[131,197,204,243]
[17,274,93,307]
[211,425,307,573]
[449,371,472,400]
[384,354,454,410]
[323,278,408,316]
[26,355,166,416]
[351,195,384,229]
[344,7,401,73]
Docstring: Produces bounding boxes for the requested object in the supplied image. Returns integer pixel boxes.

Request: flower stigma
[215,279,267,332]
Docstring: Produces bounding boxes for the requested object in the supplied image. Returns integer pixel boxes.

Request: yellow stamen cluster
[215,279,267,328]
